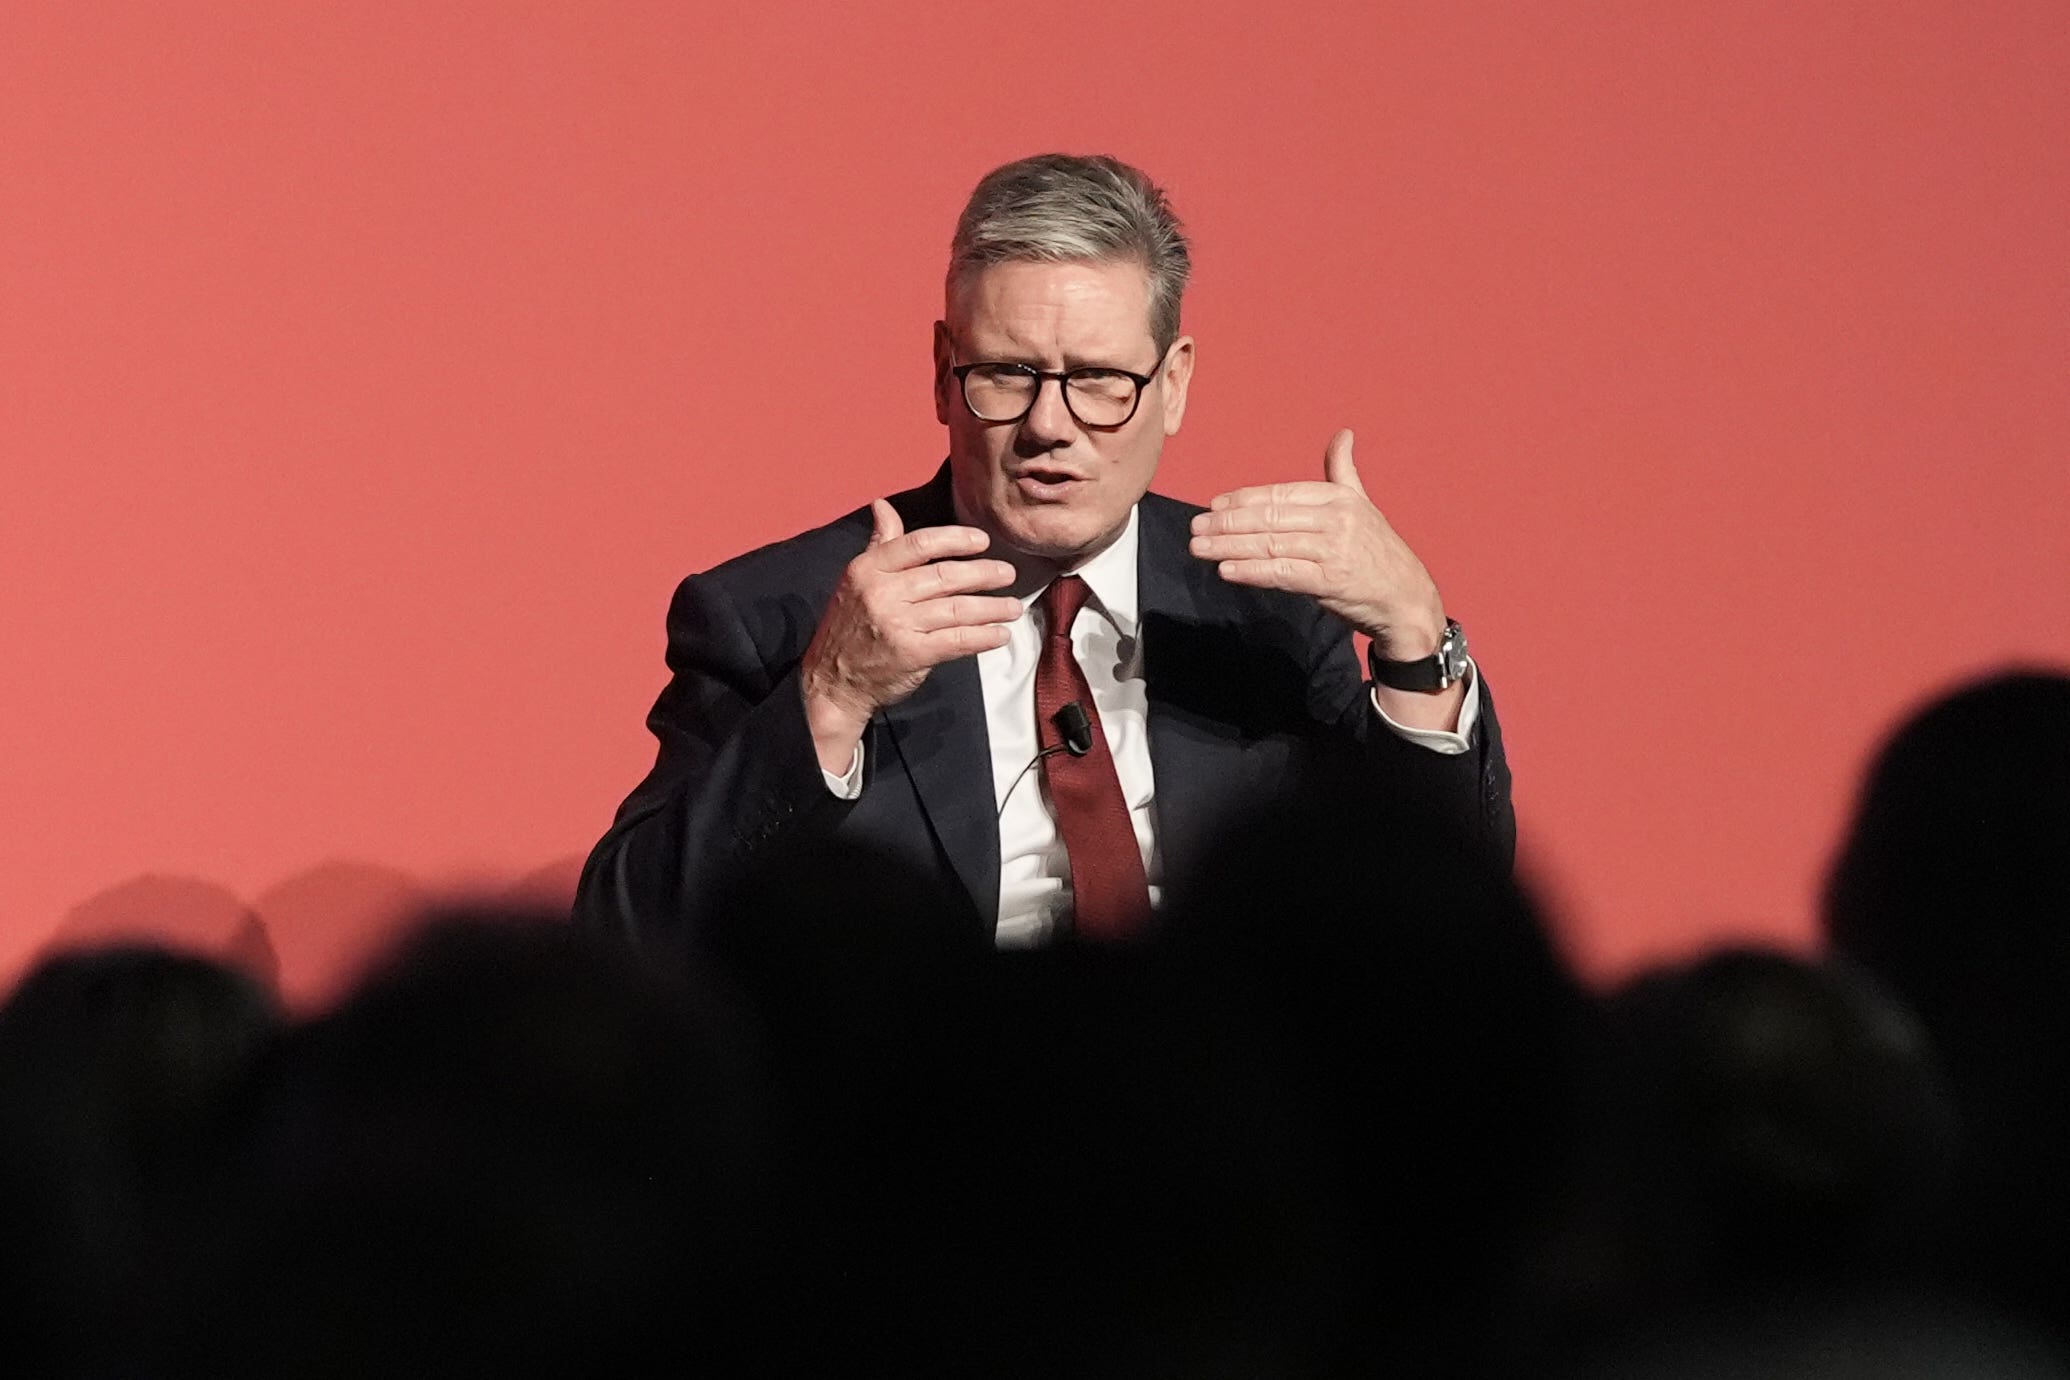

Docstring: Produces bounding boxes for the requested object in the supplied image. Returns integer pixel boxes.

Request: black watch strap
[1368,619,1468,693]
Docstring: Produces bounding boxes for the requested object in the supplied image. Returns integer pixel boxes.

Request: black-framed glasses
[951,360,1159,428]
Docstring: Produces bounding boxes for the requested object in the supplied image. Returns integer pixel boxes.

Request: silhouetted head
[1824,669,2070,1338]
[1825,669,2070,1054]
[1602,951,1957,1287]
[184,908,772,1376]
[0,945,279,1372]
[1158,782,1583,1373]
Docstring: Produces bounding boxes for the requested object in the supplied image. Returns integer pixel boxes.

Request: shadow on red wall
[29,856,587,1012]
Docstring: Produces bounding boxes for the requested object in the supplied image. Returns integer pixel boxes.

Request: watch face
[1440,623,1469,681]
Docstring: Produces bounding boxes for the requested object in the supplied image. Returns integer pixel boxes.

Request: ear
[932,320,955,426]
[1159,335,1195,437]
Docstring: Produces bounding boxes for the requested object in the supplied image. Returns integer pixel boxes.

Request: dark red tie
[1035,575,1152,940]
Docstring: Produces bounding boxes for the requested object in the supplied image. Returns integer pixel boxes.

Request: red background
[5,2,2065,1006]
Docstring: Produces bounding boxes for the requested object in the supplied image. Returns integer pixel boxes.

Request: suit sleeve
[573,572,852,954]
[1304,611,1517,872]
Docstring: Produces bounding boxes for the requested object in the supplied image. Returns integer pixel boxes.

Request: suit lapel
[880,653,999,928]
[880,465,1001,927]
[1136,495,1221,885]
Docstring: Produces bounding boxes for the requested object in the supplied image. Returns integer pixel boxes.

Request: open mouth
[1013,469,1082,501]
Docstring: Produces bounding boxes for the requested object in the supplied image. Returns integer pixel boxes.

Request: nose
[1019,374,1079,446]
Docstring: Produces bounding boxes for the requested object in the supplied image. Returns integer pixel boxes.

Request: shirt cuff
[820,741,865,799]
[1369,658,1480,756]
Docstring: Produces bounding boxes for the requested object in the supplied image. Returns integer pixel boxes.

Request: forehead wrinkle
[952,262,1155,369]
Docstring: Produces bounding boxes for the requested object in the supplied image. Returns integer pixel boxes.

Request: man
[576,154,1512,951]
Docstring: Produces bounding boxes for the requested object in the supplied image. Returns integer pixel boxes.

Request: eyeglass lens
[963,367,1142,427]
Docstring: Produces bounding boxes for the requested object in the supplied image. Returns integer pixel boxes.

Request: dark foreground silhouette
[3,670,2066,1376]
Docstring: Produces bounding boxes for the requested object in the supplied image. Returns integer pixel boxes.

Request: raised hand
[800,499,1022,772]
[1189,429,1448,660]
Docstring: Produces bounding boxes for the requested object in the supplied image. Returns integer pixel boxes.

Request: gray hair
[947,154,1192,354]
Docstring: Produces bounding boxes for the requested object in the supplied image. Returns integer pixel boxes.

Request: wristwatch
[1368,618,1469,693]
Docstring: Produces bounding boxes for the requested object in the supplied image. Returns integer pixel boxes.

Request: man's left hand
[1189,429,1447,660]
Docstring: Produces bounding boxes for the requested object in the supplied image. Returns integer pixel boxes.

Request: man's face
[934,258,1193,566]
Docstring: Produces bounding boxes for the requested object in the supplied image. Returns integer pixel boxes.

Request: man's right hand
[799,499,1021,775]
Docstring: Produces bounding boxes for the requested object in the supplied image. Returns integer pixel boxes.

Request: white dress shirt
[820,504,1481,946]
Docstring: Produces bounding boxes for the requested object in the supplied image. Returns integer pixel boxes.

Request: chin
[999,510,1119,563]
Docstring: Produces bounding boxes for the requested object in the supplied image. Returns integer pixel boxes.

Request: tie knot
[1041,575,1091,643]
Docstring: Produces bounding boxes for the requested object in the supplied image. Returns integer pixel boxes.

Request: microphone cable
[996,701,1093,820]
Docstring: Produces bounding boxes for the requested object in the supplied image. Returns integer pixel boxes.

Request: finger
[1189,530,1333,564]
[869,498,903,546]
[898,557,1017,600]
[909,593,1026,633]
[873,523,993,571]
[1212,556,1330,596]
[916,622,1015,661]
[1189,505,1329,537]
[1208,481,1341,512]
[1324,428,1365,495]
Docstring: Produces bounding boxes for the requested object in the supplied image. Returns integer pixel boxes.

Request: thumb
[868,497,904,546]
[1324,428,1365,495]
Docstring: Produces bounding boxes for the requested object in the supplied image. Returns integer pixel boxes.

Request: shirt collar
[1045,504,1139,639]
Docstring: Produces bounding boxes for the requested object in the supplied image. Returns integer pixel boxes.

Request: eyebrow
[949,330,1158,372]
[963,347,1153,372]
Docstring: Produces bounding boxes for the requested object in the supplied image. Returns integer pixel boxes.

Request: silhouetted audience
[0,945,279,1375]
[1533,949,1976,1370]
[1159,787,1585,1376]
[681,775,1580,1377]
[4,669,2069,1375]
[1826,669,2070,1345]
[164,910,777,1376]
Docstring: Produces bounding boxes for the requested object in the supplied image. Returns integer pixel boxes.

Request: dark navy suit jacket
[575,466,1514,950]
